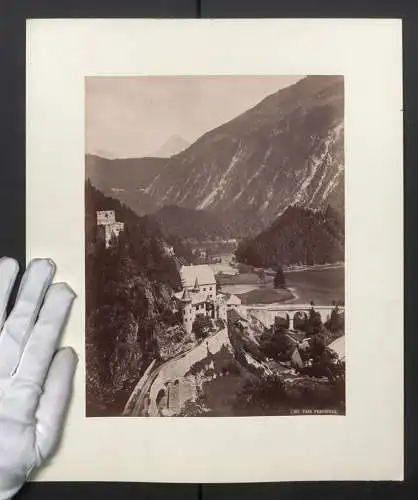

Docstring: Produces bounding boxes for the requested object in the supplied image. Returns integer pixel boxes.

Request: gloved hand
[0,257,77,500]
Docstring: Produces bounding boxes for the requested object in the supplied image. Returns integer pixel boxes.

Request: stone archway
[287,311,310,331]
[273,313,288,329]
[293,311,308,331]
[156,387,167,414]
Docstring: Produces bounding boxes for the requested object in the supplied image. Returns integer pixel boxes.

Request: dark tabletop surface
[1,1,417,499]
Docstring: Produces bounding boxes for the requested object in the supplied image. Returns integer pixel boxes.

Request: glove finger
[15,282,75,387]
[0,257,19,330]
[35,347,78,460]
[0,258,55,378]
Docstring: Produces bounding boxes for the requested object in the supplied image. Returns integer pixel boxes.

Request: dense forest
[85,181,190,416]
[150,205,229,241]
[235,205,344,268]
[150,204,264,242]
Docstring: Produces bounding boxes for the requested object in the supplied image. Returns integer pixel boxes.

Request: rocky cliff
[145,75,344,225]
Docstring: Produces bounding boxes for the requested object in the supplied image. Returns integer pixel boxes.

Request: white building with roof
[180,264,217,298]
[328,336,345,360]
[223,293,242,309]
[175,265,226,334]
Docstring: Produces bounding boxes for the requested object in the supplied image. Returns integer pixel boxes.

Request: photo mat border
[26,17,403,483]
[0,0,413,498]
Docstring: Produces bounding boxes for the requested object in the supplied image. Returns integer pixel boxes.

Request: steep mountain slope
[235,205,344,267]
[150,204,265,241]
[86,154,164,214]
[145,75,344,223]
[150,205,228,241]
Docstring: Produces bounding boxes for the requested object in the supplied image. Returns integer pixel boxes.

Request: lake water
[284,266,344,305]
[220,266,344,306]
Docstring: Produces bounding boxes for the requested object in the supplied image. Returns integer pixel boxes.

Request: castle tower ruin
[96,210,125,248]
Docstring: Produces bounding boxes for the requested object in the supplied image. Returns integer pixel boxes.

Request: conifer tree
[274,265,286,289]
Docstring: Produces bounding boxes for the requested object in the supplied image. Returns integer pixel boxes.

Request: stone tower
[96,210,125,248]
[180,287,193,334]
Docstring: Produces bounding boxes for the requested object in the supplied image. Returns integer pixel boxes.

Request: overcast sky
[85,75,304,159]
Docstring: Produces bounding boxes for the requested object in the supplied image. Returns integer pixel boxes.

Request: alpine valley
[86,75,344,242]
[85,74,346,418]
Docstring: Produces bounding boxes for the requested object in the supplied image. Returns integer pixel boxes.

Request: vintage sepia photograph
[85,75,345,418]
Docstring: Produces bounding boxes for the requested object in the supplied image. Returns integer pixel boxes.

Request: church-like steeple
[193,276,199,291]
[181,287,191,302]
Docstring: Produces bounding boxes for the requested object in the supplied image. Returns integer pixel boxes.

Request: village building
[180,264,217,297]
[223,293,242,310]
[328,336,345,360]
[174,265,227,334]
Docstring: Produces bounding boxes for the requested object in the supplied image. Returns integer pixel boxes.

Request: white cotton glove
[0,257,78,500]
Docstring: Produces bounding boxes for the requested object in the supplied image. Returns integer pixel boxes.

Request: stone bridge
[242,304,343,331]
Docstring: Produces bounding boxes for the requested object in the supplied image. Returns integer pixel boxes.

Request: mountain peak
[152,135,190,158]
